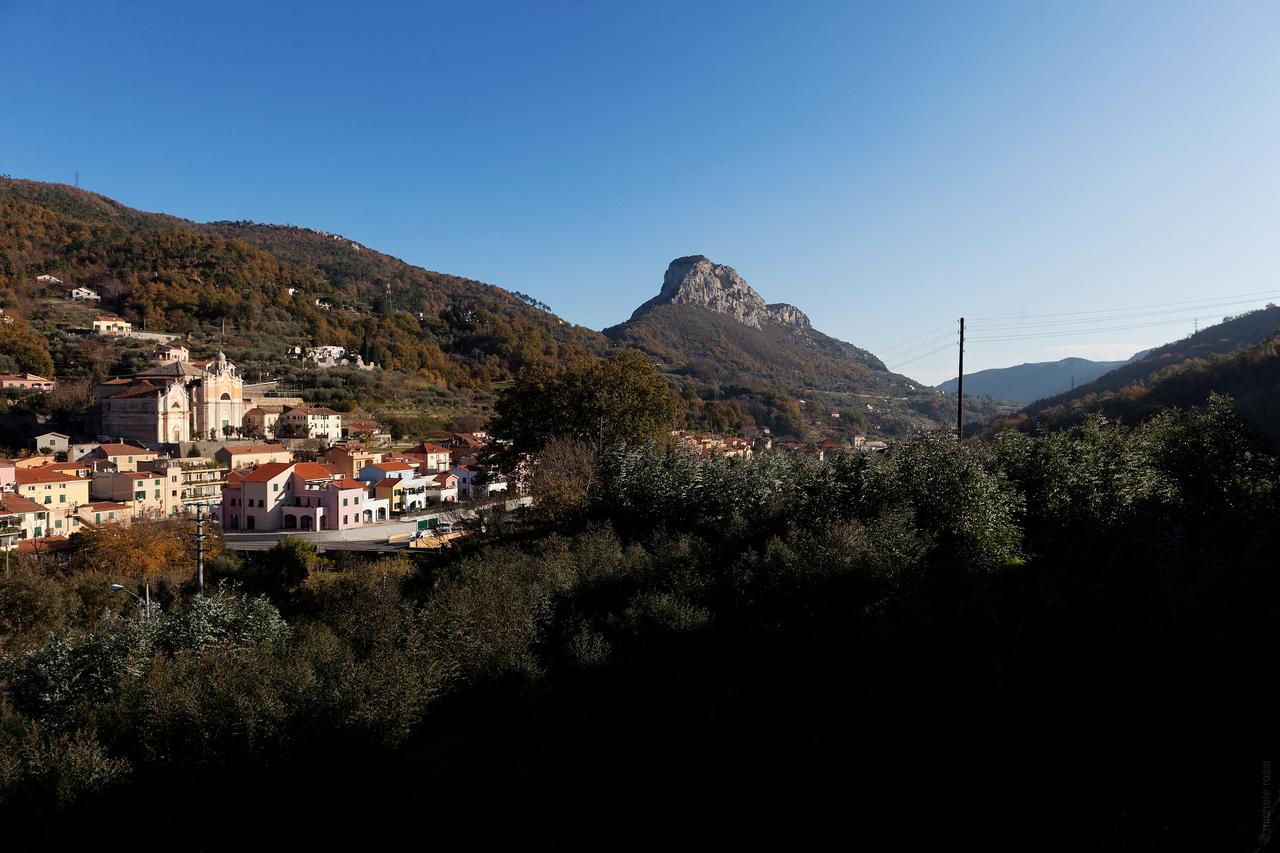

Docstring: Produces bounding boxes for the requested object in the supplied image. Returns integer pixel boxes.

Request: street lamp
[111,582,150,619]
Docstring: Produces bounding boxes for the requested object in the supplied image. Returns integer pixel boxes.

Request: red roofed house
[277,406,342,440]
[0,373,56,393]
[221,462,368,531]
[214,443,294,469]
[0,493,52,550]
[13,467,90,535]
[78,442,160,472]
[321,444,383,479]
[425,472,459,503]
[401,442,452,473]
[93,316,132,336]
[91,470,176,519]
[220,462,295,530]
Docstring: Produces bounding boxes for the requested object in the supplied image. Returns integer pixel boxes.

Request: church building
[98,351,246,446]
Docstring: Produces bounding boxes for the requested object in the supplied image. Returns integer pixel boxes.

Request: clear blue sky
[2,1,1277,383]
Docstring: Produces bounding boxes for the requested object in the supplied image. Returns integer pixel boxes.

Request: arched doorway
[377,507,387,521]
[284,515,297,529]
[300,516,313,530]
[362,509,372,523]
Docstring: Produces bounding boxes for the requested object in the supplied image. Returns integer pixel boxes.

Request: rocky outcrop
[631,255,811,330]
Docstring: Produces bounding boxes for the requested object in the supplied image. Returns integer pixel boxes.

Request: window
[272,483,279,492]
[343,498,349,506]
[343,515,349,525]
[154,490,161,499]
[59,494,66,503]
[55,519,62,529]
[44,496,51,505]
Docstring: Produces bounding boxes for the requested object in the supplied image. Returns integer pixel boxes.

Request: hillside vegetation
[992,306,1280,438]
[607,301,1002,437]
[0,395,1271,848]
[0,178,606,390]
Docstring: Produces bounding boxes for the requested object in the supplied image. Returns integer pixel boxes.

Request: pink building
[221,461,369,531]
[221,462,294,531]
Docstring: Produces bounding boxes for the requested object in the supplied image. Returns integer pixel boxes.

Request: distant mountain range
[936,355,1137,405]
[994,306,1280,439]
[1023,307,1280,416]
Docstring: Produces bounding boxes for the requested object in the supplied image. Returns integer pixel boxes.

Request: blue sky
[2,0,1277,383]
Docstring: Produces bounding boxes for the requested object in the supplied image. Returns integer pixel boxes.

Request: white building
[34,432,70,455]
[93,316,132,336]
[68,287,100,302]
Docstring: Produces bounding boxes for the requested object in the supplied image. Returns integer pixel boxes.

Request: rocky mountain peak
[631,255,810,329]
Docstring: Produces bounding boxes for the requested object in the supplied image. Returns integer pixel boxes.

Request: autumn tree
[0,315,54,376]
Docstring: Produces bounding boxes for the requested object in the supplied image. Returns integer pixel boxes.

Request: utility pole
[956,317,965,441]
[194,503,206,595]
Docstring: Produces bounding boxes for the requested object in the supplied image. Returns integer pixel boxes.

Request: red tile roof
[16,535,70,553]
[0,494,48,514]
[239,462,295,483]
[223,443,291,456]
[105,383,165,400]
[408,442,450,455]
[94,443,154,456]
[292,462,339,481]
[15,468,84,485]
[371,461,413,472]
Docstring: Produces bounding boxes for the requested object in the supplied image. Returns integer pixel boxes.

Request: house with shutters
[0,373,56,393]
[93,316,132,336]
[78,442,160,472]
[277,406,342,440]
[13,467,90,535]
[92,470,179,519]
[0,493,52,550]
[322,444,383,479]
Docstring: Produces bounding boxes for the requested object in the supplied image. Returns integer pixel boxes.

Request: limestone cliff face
[631,255,810,330]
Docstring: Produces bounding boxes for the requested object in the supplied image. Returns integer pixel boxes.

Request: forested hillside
[1004,331,1280,439]
[987,306,1280,439]
[0,179,606,389]
[1022,305,1280,416]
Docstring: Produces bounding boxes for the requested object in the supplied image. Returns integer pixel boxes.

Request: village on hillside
[0,274,883,554]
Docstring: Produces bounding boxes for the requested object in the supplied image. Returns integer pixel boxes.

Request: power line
[887,339,957,370]
[881,329,958,360]
[876,320,959,356]
[968,294,1278,332]
[969,288,1280,322]
[969,314,1205,342]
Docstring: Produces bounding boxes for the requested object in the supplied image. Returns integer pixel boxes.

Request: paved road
[223,496,532,552]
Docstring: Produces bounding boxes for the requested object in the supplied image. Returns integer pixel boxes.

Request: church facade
[99,352,247,446]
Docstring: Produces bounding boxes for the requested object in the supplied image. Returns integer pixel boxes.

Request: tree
[492,349,678,452]
[527,437,598,523]
[0,316,54,376]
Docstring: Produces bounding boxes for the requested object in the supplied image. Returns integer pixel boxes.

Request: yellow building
[14,467,90,535]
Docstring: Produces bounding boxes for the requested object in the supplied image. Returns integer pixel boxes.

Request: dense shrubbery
[0,395,1275,846]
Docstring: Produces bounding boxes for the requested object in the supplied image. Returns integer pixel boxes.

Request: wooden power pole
[956,317,965,441]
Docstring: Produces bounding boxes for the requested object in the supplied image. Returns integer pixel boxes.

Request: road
[222,496,532,552]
